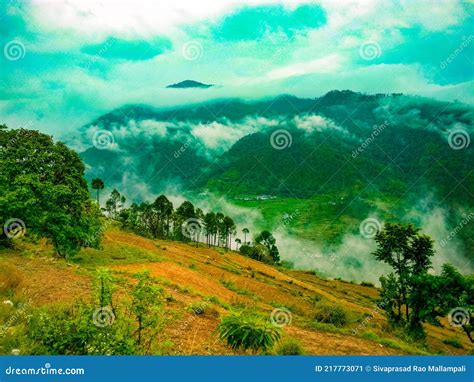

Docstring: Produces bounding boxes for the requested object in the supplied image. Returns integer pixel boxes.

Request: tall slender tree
[235,238,241,251]
[242,228,249,245]
[91,178,105,205]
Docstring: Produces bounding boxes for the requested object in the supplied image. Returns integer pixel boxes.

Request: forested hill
[77,90,473,206]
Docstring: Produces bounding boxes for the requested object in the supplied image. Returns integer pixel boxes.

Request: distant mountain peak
[166,80,213,89]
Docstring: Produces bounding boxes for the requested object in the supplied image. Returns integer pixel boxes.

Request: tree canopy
[0,127,101,256]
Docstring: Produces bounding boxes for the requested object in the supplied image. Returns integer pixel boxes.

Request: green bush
[26,303,135,355]
[313,302,348,327]
[442,337,463,349]
[217,313,281,354]
[360,281,375,287]
[275,338,305,355]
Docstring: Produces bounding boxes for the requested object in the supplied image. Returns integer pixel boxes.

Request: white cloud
[267,54,344,80]
[293,114,344,134]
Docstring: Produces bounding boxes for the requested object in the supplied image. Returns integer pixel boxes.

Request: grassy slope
[230,194,398,244]
[0,226,470,355]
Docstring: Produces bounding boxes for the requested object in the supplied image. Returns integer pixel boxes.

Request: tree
[0,127,102,257]
[436,265,473,343]
[91,178,105,205]
[215,212,224,246]
[242,228,249,245]
[174,201,196,241]
[131,271,162,348]
[203,212,217,247]
[235,238,241,251]
[221,216,236,249]
[255,230,280,264]
[152,195,173,238]
[105,189,126,219]
[373,223,434,324]
[94,268,115,309]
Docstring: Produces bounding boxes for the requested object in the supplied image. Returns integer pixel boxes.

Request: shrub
[275,338,305,355]
[217,313,281,354]
[189,302,207,315]
[442,337,463,349]
[360,281,375,287]
[26,303,135,355]
[313,302,348,327]
[0,264,23,295]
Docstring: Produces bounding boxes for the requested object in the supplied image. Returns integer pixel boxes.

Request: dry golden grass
[0,227,471,355]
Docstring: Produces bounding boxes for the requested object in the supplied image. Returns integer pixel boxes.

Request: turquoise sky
[0,0,473,136]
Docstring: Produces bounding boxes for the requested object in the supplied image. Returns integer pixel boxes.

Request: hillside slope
[0,226,470,355]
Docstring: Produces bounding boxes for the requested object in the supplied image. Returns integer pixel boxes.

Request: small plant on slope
[216,312,281,354]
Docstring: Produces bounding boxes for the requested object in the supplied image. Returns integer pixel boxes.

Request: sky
[0,0,473,137]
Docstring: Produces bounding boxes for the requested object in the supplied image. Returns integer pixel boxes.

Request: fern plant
[217,312,281,354]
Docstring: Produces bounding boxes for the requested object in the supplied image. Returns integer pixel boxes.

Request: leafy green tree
[131,271,162,347]
[152,195,173,238]
[235,238,241,251]
[203,212,217,247]
[0,127,102,257]
[221,216,236,249]
[105,189,126,219]
[91,178,105,205]
[174,201,196,241]
[242,228,249,245]
[255,230,280,263]
[373,223,434,323]
[217,312,281,354]
[436,265,473,343]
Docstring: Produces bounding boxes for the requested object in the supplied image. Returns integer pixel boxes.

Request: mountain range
[75,90,473,267]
